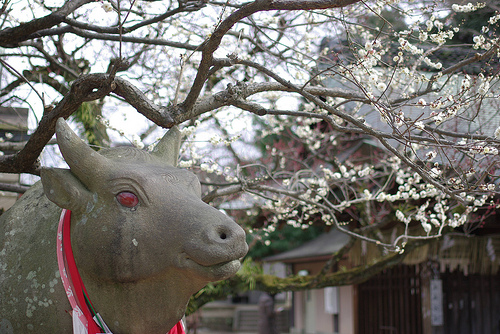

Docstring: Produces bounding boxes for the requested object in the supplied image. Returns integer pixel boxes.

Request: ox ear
[41,167,93,212]
[151,126,181,166]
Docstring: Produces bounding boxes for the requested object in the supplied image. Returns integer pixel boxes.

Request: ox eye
[116,191,139,208]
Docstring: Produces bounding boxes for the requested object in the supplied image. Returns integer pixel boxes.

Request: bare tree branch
[182,0,363,112]
[0,0,94,47]
[26,25,202,51]
[0,182,30,194]
[0,74,116,174]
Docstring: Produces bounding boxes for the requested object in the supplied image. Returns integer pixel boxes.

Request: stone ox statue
[0,118,248,334]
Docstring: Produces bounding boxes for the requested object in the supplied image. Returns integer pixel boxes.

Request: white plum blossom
[377,82,387,91]
[478,80,490,95]
[426,20,433,31]
[494,126,500,139]
[489,14,500,25]
[483,147,498,155]
[101,1,113,12]
[398,38,423,55]
[473,35,486,49]
[461,77,471,90]
[396,210,411,224]
[421,222,432,234]
[429,167,442,178]
[425,151,437,160]
[415,121,425,129]
[423,57,442,69]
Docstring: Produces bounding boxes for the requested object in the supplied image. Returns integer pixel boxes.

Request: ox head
[41,118,248,289]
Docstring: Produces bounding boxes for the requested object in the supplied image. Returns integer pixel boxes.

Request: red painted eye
[116,191,139,208]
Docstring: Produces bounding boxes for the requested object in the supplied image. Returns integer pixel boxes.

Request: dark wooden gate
[358,265,423,334]
[442,270,500,334]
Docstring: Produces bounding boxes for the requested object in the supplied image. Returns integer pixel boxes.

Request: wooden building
[0,106,29,211]
[264,230,500,334]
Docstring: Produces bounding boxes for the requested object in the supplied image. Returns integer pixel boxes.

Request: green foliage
[236,257,262,290]
[186,258,263,314]
[72,101,110,149]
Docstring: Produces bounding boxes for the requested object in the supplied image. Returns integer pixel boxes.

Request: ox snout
[182,207,248,281]
[200,213,248,264]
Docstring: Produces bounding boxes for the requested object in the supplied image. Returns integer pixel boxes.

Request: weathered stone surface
[0,182,71,333]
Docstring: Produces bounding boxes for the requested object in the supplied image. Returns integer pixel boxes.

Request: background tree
[0,0,499,310]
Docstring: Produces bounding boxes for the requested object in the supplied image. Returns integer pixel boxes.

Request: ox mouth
[181,254,242,280]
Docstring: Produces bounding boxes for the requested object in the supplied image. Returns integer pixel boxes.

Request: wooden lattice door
[358,265,423,334]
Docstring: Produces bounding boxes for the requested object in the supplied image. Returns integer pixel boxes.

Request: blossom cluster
[451,2,486,13]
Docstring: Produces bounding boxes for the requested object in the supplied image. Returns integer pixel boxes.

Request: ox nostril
[214,225,231,242]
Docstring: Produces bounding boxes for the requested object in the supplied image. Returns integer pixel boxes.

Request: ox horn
[55,118,110,186]
[151,126,181,166]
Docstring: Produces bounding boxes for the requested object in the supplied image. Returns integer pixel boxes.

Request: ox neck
[59,209,191,334]
[80,273,192,334]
